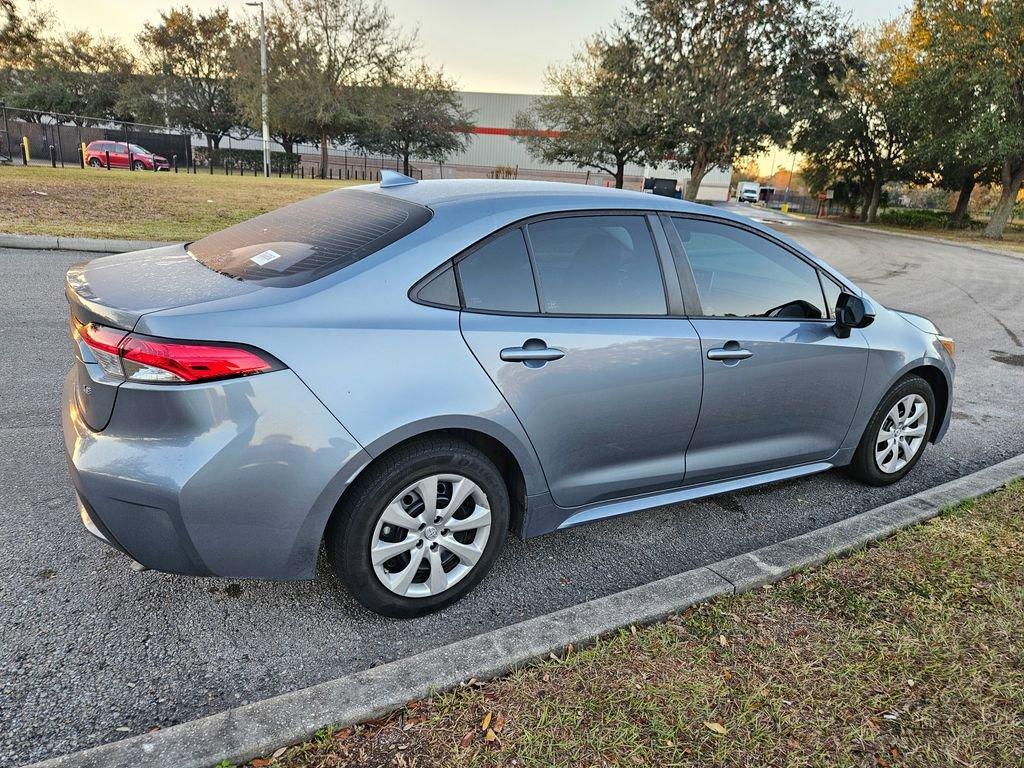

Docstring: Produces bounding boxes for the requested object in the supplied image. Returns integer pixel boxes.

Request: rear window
[188,189,432,287]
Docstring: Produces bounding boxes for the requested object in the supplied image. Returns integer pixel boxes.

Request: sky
[43,0,901,174]
[45,0,899,93]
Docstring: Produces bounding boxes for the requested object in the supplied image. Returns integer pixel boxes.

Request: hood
[891,308,942,335]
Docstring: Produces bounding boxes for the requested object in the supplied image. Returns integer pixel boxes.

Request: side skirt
[534,461,836,534]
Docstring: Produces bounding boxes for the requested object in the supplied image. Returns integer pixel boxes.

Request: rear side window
[527,216,666,315]
[457,229,539,313]
[673,218,826,319]
[189,189,432,287]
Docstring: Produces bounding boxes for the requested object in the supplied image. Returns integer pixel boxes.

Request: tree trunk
[319,132,328,179]
[858,177,870,222]
[614,160,625,190]
[281,139,294,157]
[866,176,883,223]
[684,162,708,201]
[402,150,410,176]
[983,161,1024,240]
[948,175,975,229]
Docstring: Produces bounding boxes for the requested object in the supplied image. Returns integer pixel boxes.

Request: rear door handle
[707,345,753,361]
[500,339,565,364]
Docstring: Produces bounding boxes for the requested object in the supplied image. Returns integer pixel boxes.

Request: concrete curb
[785,215,1023,262]
[0,233,173,254]
[24,454,1024,768]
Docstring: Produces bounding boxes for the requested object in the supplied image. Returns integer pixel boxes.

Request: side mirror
[833,292,875,338]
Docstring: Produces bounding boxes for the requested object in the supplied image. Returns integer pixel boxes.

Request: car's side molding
[522,460,836,537]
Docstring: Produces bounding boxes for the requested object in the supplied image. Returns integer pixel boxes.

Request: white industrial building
[214,89,733,200]
[422,91,732,200]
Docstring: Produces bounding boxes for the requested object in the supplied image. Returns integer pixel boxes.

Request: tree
[629,0,851,200]
[280,0,415,177]
[0,0,39,60]
[136,6,241,149]
[513,34,656,189]
[11,32,135,121]
[352,62,474,175]
[793,18,923,222]
[915,0,1024,239]
[232,3,315,157]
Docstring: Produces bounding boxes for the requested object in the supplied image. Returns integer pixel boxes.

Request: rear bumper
[62,367,371,580]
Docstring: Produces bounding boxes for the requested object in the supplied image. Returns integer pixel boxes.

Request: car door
[667,215,870,484]
[459,214,704,509]
[108,142,129,168]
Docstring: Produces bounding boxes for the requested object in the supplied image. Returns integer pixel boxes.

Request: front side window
[457,229,539,313]
[819,272,845,318]
[673,218,826,319]
[527,216,666,315]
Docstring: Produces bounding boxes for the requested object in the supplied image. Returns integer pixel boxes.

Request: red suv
[85,141,170,171]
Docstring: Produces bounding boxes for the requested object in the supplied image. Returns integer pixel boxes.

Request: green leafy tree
[630,0,851,200]
[915,0,1024,239]
[513,34,656,189]
[136,6,241,149]
[794,17,923,222]
[352,62,474,176]
[280,0,415,177]
[13,32,135,121]
[232,2,315,156]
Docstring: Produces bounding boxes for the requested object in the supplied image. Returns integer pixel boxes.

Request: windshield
[129,144,149,154]
[188,188,432,287]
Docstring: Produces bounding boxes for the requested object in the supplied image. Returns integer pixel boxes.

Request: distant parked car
[84,141,170,171]
[63,174,955,618]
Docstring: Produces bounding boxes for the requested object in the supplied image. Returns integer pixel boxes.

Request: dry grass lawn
[1,165,364,242]
[237,480,1024,768]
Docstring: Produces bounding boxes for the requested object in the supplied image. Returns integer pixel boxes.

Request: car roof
[370,178,707,213]
[355,179,859,291]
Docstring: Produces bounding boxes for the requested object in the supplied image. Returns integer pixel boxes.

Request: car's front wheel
[847,374,935,486]
[327,437,509,618]
[132,160,146,171]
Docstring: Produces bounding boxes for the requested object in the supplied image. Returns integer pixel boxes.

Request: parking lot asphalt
[2,216,1023,765]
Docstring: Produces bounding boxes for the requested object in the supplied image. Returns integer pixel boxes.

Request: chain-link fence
[0,104,430,180]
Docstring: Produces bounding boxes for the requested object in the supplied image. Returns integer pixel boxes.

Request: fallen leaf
[272,747,287,758]
[482,711,492,730]
[704,721,728,736]
[566,643,574,655]
[460,730,474,747]
[485,728,497,742]
[251,760,272,768]
[493,712,506,732]
[718,634,728,647]
[723,669,733,681]
[334,728,353,741]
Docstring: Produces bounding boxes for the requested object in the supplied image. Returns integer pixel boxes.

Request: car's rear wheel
[847,375,934,486]
[326,437,509,618]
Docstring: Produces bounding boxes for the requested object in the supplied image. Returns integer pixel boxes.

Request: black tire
[132,160,146,171]
[846,374,935,486]
[88,157,102,168]
[326,437,509,618]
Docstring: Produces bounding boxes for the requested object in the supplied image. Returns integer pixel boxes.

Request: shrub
[877,208,972,230]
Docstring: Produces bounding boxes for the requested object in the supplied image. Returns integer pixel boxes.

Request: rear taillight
[76,320,280,384]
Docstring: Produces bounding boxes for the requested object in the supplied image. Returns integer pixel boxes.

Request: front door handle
[707,343,753,361]
[500,338,565,365]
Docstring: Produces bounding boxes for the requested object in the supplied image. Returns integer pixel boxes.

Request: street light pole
[247,1,271,178]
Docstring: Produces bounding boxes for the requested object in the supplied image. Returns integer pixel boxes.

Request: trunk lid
[66,244,260,430]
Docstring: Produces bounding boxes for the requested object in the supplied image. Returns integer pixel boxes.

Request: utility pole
[247,1,271,177]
